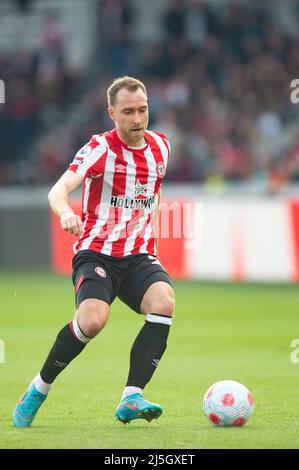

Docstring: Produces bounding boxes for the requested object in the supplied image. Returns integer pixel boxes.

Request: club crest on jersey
[95,266,106,278]
[156,162,166,178]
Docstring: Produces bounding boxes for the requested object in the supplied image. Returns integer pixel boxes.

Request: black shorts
[72,250,173,314]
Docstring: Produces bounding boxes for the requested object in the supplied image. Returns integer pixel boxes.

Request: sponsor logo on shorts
[95,266,106,278]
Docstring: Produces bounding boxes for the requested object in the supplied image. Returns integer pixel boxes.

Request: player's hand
[60,211,84,237]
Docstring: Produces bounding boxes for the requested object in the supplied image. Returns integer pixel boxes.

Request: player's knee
[77,299,109,337]
[85,314,107,336]
[152,296,175,317]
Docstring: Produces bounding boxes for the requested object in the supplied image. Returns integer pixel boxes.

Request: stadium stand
[1,0,299,194]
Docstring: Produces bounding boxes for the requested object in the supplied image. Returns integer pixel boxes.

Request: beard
[125,127,146,145]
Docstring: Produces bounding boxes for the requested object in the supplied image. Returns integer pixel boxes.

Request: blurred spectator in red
[214,138,251,181]
[267,161,288,195]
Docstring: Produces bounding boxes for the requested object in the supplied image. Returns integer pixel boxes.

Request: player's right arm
[48,169,84,236]
[49,134,107,236]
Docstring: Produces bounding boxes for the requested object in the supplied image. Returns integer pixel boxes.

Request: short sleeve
[163,137,171,158]
[153,131,171,160]
[69,135,107,178]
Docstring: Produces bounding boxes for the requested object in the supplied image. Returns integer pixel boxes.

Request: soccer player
[13,76,175,427]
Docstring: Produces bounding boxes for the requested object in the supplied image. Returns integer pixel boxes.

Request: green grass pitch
[1,271,299,449]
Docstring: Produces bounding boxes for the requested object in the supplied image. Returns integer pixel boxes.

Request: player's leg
[115,256,174,423]
[12,296,110,428]
[13,252,115,428]
[125,281,174,393]
[37,296,110,388]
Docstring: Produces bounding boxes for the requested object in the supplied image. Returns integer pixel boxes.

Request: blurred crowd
[1,0,299,193]
[0,9,78,184]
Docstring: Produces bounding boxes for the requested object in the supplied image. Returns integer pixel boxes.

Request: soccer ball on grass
[203,380,254,427]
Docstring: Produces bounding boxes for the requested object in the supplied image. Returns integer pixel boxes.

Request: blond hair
[107,76,147,107]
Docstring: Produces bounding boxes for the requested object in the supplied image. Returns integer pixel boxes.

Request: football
[203,380,254,427]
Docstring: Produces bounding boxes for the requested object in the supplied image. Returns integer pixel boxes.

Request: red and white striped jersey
[69,128,170,257]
